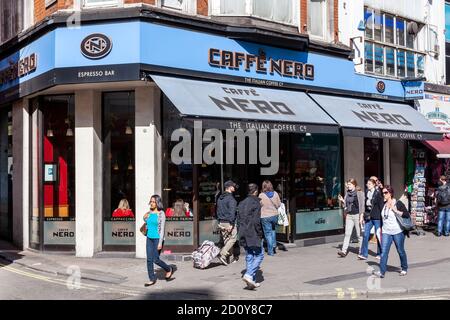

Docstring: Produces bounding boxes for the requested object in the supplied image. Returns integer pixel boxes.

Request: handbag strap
[265,193,280,210]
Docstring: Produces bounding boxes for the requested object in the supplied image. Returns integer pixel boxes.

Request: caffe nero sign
[81,33,113,60]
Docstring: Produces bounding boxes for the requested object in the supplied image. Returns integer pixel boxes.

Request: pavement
[2,233,450,300]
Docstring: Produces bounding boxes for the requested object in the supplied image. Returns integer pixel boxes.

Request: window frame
[212,0,299,27]
[83,0,121,9]
[363,7,425,80]
[307,0,329,40]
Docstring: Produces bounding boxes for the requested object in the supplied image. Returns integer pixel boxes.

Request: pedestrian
[359,178,384,260]
[112,199,135,218]
[259,180,281,256]
[238,183,264,289]
[337,179,365,257]
[143,194,174,286]
[435,175,450,237]
[373,185,409,278]
[216,180,238,265]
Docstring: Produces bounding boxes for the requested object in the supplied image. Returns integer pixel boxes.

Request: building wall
[35,0,74,23]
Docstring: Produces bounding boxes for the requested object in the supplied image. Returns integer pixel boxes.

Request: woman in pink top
[259,180,281,256]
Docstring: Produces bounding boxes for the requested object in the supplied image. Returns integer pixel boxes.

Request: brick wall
[300,0,307,33]
[197,0,208,16]
[34,0,73,23]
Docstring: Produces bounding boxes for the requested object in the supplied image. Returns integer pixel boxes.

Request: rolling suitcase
[192,240,220,269]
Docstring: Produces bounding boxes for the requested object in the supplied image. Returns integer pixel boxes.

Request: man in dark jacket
[217,180,238,266]
[359,177,384,260]
[237,183,263,290]
[436,175,450,237]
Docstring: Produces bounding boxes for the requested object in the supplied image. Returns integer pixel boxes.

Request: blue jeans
[360,219,382,258]
[379,232,408,275]
[146,237,170,282]
[245,245,264,282]
[261,215,278,255]
[437,208,450,235]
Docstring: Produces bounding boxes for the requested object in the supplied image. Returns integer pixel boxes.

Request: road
[0,257,145,300]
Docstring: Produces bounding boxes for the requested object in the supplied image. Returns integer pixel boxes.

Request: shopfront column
[343,136,364,186]
[0,108,9,240]
[75,90,102,257]
[12,99,30,249]
[383,139,391,186]
[390,139,406,198]
[135,86,162,259]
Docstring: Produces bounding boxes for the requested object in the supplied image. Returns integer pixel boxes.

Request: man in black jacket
[217,180,238,266]
[237,183,263,289]
[359,177,384,260]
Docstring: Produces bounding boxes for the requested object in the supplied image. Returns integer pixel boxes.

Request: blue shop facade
[0,12,441,255]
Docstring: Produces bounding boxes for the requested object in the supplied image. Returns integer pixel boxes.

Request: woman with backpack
[436,175,450,237]
[337,179,365,257]
[259,180,281,256]
[143,194,174,286]
[373,185,409,278]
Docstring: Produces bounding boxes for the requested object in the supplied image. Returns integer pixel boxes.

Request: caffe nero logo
[81,33,112,60]
[376,81,386,93]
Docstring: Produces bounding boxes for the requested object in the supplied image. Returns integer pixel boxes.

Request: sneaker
[372,271,385,278]
[376,255,381,260]
[444,234,450,237]
[254,282,261,288]
[219,255,228,266]
[399,270,407,276]
[242,275,256,289]
[357,255,367,260]
[436,232,442,237]
[230,256,239,264]
[337,250,347,257]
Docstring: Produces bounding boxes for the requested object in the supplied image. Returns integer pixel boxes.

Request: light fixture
[113,161,119,171]
[128,162,133,170]
[47,123,54,137]
[125,123,133,135]
[66,127,74,137]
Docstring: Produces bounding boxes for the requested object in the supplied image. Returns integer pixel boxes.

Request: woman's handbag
[140,222,147,236]
[395,214,415,232]
[267,194,289,227]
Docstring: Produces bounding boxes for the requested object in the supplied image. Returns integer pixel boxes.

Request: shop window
[417,54,425,78]
[217,0,298,26]
[364,7,373,40]
[103,92,135,248]
[293,134,342,236]
[406,51,415,77]
[397,49,406,78]
[0,107,12,241]
[373,10,383,42]
[374,44,384,75]
[364,42,374,73]
[364,138,383,183]
[396,18,405,46]
[385,46,395,77]
[40,96,76,247]
[384,14,394,44]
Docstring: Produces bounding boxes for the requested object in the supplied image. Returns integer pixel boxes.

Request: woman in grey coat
[337,179,365,257]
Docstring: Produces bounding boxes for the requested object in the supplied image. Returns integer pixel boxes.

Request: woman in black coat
[237,183,264,290]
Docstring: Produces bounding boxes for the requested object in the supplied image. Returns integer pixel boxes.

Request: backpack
[437,186,450,206]
[191,240,220,269]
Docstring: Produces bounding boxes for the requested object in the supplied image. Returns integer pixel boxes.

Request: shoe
[444,234,450,237]
[357,255,367,260]
[242,275,256,289]
[219,255,228,266]
[165,266,174,280]
[372,271,385,278]
[254,282,261,288]
[399,270,407,276]
[144,280,156,287]
[229,256,239,264]
[337,250,347,257]
[376,255,381,260]
[436,232,442,237]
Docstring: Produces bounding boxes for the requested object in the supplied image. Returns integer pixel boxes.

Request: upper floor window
[364,7,424,79]
[0,0,23,44]
[83,0,119,8]
[446,2,450,42]
[216,0,298,26]
[307,0,334,40]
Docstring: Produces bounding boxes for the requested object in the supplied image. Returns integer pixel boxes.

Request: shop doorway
[29,96,75,251]
[0,107,12,241]
[364,138,384,184]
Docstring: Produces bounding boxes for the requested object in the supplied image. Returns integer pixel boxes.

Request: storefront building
[0,8,441,257]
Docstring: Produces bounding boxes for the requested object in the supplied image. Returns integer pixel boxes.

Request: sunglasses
[382,191,389,195]
[149,200,156,203]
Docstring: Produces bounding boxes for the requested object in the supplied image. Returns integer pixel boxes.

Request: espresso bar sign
[209,48,314,80]
[0,53,37,85]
